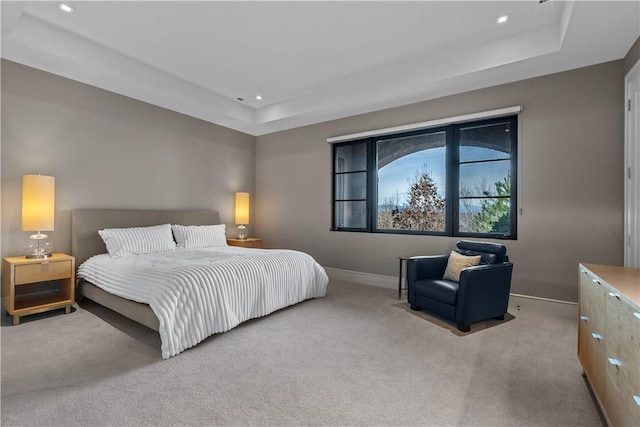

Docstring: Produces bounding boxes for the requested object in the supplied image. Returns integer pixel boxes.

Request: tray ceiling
[2,1,638,136]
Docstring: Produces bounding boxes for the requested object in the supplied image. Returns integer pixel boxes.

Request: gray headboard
[71,209,221,267]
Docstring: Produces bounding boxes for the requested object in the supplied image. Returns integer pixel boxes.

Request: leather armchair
[407,240,513,332]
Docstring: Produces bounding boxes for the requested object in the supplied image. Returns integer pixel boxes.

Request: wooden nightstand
[227,238,262,248]
[2,254,75,325]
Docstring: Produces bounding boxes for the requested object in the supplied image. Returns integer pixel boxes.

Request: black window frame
[332,140,370,232]
[331,115,518,240]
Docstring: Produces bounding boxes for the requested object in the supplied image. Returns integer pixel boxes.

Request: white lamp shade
[22,175,55,232]
[235,192,250,224]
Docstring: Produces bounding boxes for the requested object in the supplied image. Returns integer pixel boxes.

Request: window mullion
[510,116,518,239]
[367,138,375,232]
[448,125,458,237]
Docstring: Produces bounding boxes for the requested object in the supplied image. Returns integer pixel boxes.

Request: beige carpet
[1,280,603,426]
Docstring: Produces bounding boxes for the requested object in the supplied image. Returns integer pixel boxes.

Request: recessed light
[58,3,74,13]
[255,95,263,101]
[497,14,510,24]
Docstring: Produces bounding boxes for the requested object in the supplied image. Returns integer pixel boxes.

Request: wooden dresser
[578,263,640,427]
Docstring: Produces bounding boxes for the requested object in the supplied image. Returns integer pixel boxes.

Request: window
[332,115,517,239]
[334,143,368,230]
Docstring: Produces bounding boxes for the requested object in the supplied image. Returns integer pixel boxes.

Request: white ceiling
[2,1,639,136]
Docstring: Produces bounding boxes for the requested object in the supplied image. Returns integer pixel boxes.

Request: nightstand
[227,238,262,248]
[2,254,75,325]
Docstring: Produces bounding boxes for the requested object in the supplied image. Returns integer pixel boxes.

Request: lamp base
[237,225,248,240]
[25,232,53,259]
[26,253,51,259]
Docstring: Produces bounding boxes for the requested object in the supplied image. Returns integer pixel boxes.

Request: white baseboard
[324,267,578,319]
[325,267,397,290]
[508,293,578,319]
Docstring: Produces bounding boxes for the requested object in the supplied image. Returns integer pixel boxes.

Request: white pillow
[98,224,176,258]
[171,224,227,249]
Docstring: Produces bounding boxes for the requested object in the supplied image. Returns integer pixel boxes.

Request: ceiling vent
[537,0,554,13]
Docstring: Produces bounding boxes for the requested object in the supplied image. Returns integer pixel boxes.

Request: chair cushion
[443,251,481,282]
[413,279,459,305]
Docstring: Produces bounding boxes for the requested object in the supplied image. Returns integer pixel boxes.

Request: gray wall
[1,55,630,303]
[255,60,625,302]
[1,60,256,259]
[624,36,640,75]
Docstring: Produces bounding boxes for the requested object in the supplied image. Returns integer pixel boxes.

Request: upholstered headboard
[71,209,221,267]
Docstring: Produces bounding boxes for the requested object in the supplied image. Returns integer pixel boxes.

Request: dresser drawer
[14,260,72,285]
[604,354,640,427]
[606,291,640,336]
[582,271,607,333]
[580,324,607,396]
[606,295,640,391]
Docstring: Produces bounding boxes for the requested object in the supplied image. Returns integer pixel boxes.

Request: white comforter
[78,247,329,358]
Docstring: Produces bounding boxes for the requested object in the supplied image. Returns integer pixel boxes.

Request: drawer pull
[607,357,622,367]
[608,292,620,299]
[580,315,589,321]
[591,333,603,340]
[634,395,640,406]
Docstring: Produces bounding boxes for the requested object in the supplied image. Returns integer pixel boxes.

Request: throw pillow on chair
[442,251,481,282]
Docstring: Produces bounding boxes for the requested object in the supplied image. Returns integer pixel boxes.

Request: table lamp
[22,174,55,258]
[235,192,249,240]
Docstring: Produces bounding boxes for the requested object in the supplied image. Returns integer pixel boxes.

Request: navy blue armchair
[407,240,513,332]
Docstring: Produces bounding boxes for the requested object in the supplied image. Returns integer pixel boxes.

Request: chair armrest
[458,262,513,292]
[456,262,514,324]
[407,255,450,282]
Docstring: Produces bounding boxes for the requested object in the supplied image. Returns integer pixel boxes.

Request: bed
[71,209,328,358]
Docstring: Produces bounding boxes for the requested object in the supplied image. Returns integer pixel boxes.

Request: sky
[377,147,510,203]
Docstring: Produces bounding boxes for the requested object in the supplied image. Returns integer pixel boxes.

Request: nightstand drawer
[227,238,262,248]
[242,241,262,248]
[14,260,72,285]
